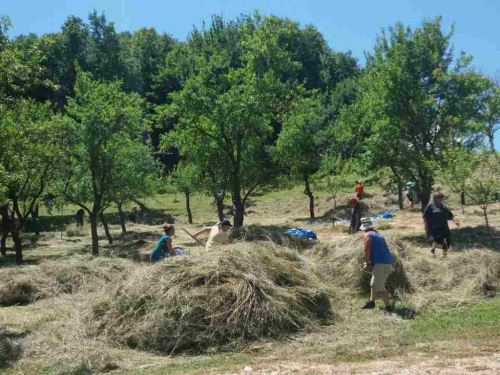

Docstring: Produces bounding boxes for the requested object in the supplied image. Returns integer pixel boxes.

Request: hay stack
[88,243,331,354]
[0,256,133,306]
[230,225,314,249]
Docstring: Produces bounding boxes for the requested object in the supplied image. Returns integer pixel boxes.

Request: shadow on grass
[22,208,172,235]
[392,306,417,320]
[402,225,500,252]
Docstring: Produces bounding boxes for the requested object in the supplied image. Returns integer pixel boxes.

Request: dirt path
[227,354,500,374]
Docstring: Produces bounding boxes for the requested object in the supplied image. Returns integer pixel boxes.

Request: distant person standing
[360,218,393,312]
[423,193,460,256]
[349,197,363,234]
[193,219,232,251]
[355,181,364,199]
[406,181,416,208]
[75,208,85,228]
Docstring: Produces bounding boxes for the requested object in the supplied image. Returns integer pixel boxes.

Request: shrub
[88,244,331,354]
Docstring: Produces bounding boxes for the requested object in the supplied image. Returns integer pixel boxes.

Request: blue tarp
[370,211,393,221]
[285,227,317,240]
[337,210,394,225]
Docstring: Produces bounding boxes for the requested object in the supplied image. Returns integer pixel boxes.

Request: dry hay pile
[406,250,500,310]
[88,243,331,354]
[308,236,412,297]
[230,225,315,249]
[0,256,133,306]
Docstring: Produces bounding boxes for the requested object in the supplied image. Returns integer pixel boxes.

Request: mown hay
[0,328,23,369]
[230,225,315,250]
[88,243,331,354]
[0,257,133,306]
[407,250,500,310]
[309,236,413,297]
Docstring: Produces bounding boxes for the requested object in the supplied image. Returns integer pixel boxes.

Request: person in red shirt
[355,181,364,199]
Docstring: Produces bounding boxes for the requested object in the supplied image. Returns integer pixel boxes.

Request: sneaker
[361,301,375,310]
[430,248,435,255]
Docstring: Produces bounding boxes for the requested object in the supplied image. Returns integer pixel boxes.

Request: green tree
[273,95,327,218]
[160,14,302,227]
[0,101,62,263]
[315,156,351,225]
[106,138,159,236]
[170,162,202,224]
[443,148,500,232]
[338,18,487,210]
[471,78,500,152]
[87,10,124,83]
[62,72,147,254]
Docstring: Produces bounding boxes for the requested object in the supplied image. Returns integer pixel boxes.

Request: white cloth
[205,226,229,251]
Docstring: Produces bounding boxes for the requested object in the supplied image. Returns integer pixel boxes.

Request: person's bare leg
[370,287,377,302]
[380,290,391,307]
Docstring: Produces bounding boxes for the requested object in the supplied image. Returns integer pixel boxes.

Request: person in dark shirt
[349,197,363,234]
[423,193,460,256]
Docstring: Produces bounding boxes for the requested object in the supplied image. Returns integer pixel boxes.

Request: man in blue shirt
[359,218,394,312]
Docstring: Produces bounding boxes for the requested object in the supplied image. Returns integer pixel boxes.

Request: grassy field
[1,187,500,374]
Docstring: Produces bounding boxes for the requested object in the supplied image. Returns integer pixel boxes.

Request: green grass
[117,353,254,375]
[407,298,500,341]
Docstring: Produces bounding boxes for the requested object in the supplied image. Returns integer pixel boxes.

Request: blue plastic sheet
[285,227,317,240]
[370,211,393,221]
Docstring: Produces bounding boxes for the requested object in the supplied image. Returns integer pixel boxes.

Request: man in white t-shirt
[193,219,232,251]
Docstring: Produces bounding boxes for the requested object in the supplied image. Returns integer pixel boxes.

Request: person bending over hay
[360,218,394,312]
[193,219,232,251]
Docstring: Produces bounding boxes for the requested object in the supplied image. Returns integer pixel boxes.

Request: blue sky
[3,0,500,147]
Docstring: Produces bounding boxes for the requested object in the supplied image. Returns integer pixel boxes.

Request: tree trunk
[214,193,225,222]
[483,206,490,234]
[332,198,337,227]
[117,203,127,236]
[100,212,113,245]
[397,184,404,210]
[232,190,245,228]
[1,231,7,256]
[31,204,40,236]
[488,135,496,153]
[12,230,23,265]
[185,189,193,224]
[90,213,99,255]
[304,176,315,219]
[460,192,466,215]
[0,205,10,256]
[420,183,432,213]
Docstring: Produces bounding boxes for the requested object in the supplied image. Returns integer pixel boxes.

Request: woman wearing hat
[193,219,232,251]
[360,218,394,312]
[423,193,460,256]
